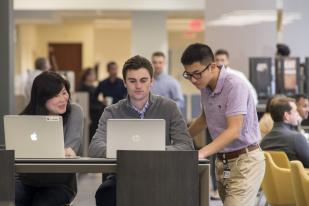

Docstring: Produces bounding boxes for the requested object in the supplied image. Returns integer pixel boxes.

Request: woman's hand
[65,147,76,157]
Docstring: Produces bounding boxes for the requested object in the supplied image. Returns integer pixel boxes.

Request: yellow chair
[290,161,309,206]
[267,150,290,169]
[261,152,296,206]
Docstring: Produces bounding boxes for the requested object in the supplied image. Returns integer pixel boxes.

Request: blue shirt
[95,77,127,104]
[151,72,184,109]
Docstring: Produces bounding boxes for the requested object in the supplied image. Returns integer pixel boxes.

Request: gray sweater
[19,103,84,195]
[260,122,309,168]
[89,94,194,157]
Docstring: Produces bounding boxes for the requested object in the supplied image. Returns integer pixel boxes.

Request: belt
[217,144,260,161]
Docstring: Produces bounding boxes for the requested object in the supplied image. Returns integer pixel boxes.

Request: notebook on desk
[106,119,166,158]
[4,115,65,158]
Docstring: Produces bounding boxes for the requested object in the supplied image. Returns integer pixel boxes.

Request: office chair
[290,161,309,206]
[261,152,295,206]
[267,150,290,169]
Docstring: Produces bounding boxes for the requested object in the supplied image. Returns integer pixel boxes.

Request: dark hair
[269,96,295,122]
[122,55,153,80]
[215,49,229,58]
[21,71,71,124]
[80,67,94,84]
[152,51,165,58]
[35,57,48,71]
[107,61,117,71]
[181,43,214,65]
[294,94,308,103]
[276,44,290,57]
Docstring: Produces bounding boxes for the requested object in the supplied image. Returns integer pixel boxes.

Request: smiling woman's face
[45,87,69,115]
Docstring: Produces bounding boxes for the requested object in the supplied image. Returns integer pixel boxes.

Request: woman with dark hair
[78,68,103,139]
[16,71,84,206]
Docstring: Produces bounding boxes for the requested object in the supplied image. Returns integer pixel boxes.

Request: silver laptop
[4,115,65,158]
[106,119,166,158]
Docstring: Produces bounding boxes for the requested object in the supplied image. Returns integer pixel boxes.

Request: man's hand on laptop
[65,147,76,158]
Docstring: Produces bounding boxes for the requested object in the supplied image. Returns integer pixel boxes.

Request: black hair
[181,43,214,65]
[21,71,71,124]
[294,94,308,103]
[276,44,290,57]
[122,55,153,80]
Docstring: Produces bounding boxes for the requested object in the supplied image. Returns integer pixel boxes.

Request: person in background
[215,49,258,105]
[95,61,127,107]
[259,95,285,139]
[294,94,309,123]
[181,43,264,206]
[89,55,194,206]
[16,71,83,206]
[260,96,309,168]
[78,68,104,139]
[294,94,309,138]
[150,51,184,109]
[276,43,290,57]
[25,57,51,103]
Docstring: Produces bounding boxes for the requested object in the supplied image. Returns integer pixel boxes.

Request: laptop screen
[106,119,166,158]
[4,115,65,158]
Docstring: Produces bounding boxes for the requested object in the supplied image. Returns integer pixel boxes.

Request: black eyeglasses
[183,63,212,80]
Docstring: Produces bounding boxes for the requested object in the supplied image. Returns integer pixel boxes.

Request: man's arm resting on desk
[199,114,244,158]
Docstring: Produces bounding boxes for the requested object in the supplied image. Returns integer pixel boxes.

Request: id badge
[223,169,231,179]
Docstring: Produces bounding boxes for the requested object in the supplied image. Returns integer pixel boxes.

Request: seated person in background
[89,55,194,206]
[24,57,51,103]
[215,49,258,105]
[16,71,84,206]
[95,61,127,107]
[259,94,285,139]
[260,96,309,168]
[294,94,309,136]
[150,51,184,109]
[78,68,104,139]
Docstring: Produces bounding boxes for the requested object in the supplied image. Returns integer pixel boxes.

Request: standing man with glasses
[181,43,265,206]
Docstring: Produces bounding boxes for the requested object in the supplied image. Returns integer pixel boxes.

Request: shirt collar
[126,93,155,117]
[273,122,297,130]
[154,72,165,80]
[206,65,226,96]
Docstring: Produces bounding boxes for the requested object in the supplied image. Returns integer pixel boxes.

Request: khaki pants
[215,148,265,206]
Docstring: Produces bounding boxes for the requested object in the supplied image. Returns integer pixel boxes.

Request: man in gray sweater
[89,55,194,206]
[260,96,309,167]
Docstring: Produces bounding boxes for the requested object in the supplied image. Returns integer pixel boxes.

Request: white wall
[204,0,277,77]
[131,12,168,61]
[283,0,309,61]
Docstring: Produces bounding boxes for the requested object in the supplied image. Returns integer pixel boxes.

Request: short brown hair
[122,55,153,81]
[270,96,295,122]
[215,49,229,58]
[152,51,165,58]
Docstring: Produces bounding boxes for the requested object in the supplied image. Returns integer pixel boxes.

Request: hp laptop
[106,119,166,158]
[4,115,65,158]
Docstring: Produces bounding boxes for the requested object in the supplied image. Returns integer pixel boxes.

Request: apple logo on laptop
[30,132,38,141]
[131,134,141,142]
